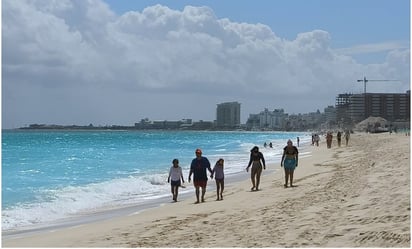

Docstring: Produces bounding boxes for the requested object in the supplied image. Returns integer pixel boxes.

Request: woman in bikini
[281,139,299,188]
[246,146,266,191]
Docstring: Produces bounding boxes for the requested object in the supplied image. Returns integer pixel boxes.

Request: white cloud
[335,41,410,55]
[2,1,410,128]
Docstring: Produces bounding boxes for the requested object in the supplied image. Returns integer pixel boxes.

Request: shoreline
[3,132,410,247]
[2,163,284,239]
[2,137,311,236]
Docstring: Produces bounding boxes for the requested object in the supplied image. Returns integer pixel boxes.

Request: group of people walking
[168,148,224,203]
[167,139,299,203]
[312,130,351,149]
[326,130,351,148]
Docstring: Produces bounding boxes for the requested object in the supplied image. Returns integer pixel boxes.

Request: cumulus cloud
[335,41,410,55]
[2,0,410,128]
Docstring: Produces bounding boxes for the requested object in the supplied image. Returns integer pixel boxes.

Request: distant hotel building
[324,105,337,124]
[259,108,287,130]
[216,102,241,129]
[245,108,324,131]
[246,108,288,130]
[336,91,410,123]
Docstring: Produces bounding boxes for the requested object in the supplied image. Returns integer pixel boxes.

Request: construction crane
[357,76,399,95]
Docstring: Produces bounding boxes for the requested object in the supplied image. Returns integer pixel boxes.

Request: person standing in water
[211,158,225,201]
[167,158,185,202]
[188,148,212,203]
[281,139,299,188]
[246,146,266,191]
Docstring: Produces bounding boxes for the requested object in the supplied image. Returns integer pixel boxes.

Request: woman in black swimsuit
[246,146,266,191]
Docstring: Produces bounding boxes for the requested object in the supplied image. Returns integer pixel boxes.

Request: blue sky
[104,0,410,62]
[2,0,410,128]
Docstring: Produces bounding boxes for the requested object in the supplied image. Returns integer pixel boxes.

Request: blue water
[2,130,310,231]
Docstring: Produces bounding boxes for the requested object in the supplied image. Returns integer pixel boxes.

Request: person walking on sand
[188,148,212,203]
[344,130,350,146]
[167,159,185,202]
[281,139,299,188]
[246,146,266,191]
[314,134,320,146]
[326,132,333,148]
[211,158,225,201]
[337,131,342,147]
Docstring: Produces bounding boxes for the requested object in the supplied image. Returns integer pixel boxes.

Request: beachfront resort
[21,91,410,132]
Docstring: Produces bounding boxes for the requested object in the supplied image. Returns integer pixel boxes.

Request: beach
[3,132,410,247]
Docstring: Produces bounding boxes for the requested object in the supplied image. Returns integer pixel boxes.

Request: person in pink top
[211,158,225,201]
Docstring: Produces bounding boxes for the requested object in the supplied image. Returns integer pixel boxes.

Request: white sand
[2,132,410,247]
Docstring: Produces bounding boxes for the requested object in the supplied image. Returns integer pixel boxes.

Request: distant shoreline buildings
[336,91,410,124]
[21,91,410,132]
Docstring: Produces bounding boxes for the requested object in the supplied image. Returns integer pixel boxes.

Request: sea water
[2,130,310,231]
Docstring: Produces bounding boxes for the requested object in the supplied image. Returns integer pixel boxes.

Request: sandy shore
[3,132,410,247]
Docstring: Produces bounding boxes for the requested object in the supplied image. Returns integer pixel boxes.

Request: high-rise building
[259,108,287,130]
[336,93,352,125]
[324,106,337,124]
[336,91,410,123]
[245,108,288,130]
[216,102,241,128]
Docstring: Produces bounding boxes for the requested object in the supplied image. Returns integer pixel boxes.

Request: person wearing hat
[246,146,266,191]
[188,148,212,203]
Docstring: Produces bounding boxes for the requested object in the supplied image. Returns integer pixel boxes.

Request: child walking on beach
[167,159,185,202]
[211,158,225,201]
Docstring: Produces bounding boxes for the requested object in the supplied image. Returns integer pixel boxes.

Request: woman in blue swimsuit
[281,139,299,188]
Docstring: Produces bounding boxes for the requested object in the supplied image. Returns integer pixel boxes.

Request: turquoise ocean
[2,130,311,232]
